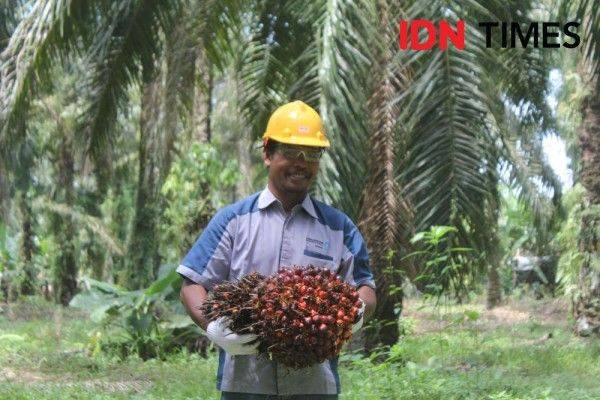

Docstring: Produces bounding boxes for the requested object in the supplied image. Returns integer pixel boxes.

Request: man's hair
[263,139,278,158]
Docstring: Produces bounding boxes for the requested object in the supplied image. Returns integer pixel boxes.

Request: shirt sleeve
[176,208,236,290]
[337,218,376,290]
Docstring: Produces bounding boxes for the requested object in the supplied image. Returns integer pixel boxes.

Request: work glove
[205,316,259,356]
[351,298,366,334]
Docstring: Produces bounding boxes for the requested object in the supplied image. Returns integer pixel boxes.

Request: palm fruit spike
[254,266,361,368]
[199,272,264,335]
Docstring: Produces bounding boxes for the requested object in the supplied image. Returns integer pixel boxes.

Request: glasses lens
[277,145,323,162]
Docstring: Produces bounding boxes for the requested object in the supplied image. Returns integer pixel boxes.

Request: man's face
[263,143,322,195]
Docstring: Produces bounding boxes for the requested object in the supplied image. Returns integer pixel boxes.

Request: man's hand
[206,317,259,356]
[180,278,211,330]
[352,285,376,334]
[351,298,366,334]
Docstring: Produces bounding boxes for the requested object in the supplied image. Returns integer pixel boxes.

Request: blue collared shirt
[177,187,375,395]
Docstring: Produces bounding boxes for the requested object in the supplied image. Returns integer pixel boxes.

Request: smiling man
[178,100,377,400]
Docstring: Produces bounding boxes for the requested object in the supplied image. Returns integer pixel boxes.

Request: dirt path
[402,297,570,334]
[0,366,152,393]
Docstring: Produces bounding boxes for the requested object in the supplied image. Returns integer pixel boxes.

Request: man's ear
[262,150,271,167]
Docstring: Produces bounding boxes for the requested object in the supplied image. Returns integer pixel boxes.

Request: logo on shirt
[306,237,330,253]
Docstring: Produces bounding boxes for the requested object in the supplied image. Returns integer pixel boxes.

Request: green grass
[0,296,598,399]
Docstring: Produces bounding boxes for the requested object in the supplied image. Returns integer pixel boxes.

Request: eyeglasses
[273,144,325,162]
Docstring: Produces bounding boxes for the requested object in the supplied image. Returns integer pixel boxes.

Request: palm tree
[562,0,600,336]
[0,0,235,289]
[233,0,560,343]
[2,0,563,341]
[200,0,562,346]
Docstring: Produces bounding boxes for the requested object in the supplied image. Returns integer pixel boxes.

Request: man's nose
[288,151,308,164]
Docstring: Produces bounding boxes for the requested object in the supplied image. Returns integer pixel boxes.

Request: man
[178,101,377,399]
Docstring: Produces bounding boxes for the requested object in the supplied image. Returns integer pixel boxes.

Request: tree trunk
[485,226,503,309]
[236,135,254,198]
[233,71,253,199]
[108,165,129,284]
[87,233,106,281]
[0,160,9,219]
[486,263,502,309]
[17,191,36,295]
[573,85,600,337]
[53,134,78,306]
[359,0,406,352]
[192,47,211,143]
[126,73,162,289]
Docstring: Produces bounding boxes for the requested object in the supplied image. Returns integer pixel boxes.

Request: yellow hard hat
[262,101,330,148]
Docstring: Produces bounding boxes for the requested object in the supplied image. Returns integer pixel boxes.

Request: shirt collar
[258,186,318,219]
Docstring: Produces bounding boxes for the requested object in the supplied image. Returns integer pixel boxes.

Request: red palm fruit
[252,266,360,368]
[205,266,360,369]
[199,272,264,335]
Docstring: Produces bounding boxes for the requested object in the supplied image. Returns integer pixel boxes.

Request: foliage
[497,185,562,295]
[553,184,586,295]
[69,267,199,360]
[1,296,599,399]
[404,226,474,301]
[159,142,240,262]
[0,0,577,344]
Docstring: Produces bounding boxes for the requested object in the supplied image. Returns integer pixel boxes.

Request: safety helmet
[262,101,330,148]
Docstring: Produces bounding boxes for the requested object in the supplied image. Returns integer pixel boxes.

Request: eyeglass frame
[270,142,326,162]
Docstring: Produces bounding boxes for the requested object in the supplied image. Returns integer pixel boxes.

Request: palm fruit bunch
[255,266,361,368]
[200,272,264,335]
[200,266,361,368]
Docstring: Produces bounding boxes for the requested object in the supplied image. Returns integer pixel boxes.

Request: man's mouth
[287,170,311,180]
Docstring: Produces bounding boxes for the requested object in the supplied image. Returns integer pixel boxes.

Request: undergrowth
[0,296,598,399]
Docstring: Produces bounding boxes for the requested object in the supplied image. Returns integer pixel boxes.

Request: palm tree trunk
[18,191,36,295]
[486,263,502,309]
[0,161,9,218]
[360,0,404,352]
[87,234,106,281]
[126,72,162,289]
[54,134,78,306]
[192,47,211,143]
[233,71,253,199]
[486,226,503,309]
[573,84,600,337]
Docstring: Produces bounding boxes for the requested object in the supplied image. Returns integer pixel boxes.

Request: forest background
[0,0,598,399]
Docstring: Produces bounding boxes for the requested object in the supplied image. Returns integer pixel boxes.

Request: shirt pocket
[301,249,336,271]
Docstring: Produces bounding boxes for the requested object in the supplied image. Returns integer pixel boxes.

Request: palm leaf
[0,0,98,144]
[32,197,124,256]
[79,0,180,171]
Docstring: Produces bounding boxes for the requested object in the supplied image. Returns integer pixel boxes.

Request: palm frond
[32,197,124,256]
[558,0,599,91]
[316,0,374,219]
[398,3,494,238]
[79,0,181,170]
[0,0,97,144]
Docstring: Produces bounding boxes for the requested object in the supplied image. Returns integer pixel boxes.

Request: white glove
[205,317,259,356]
[351,299,366,334]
